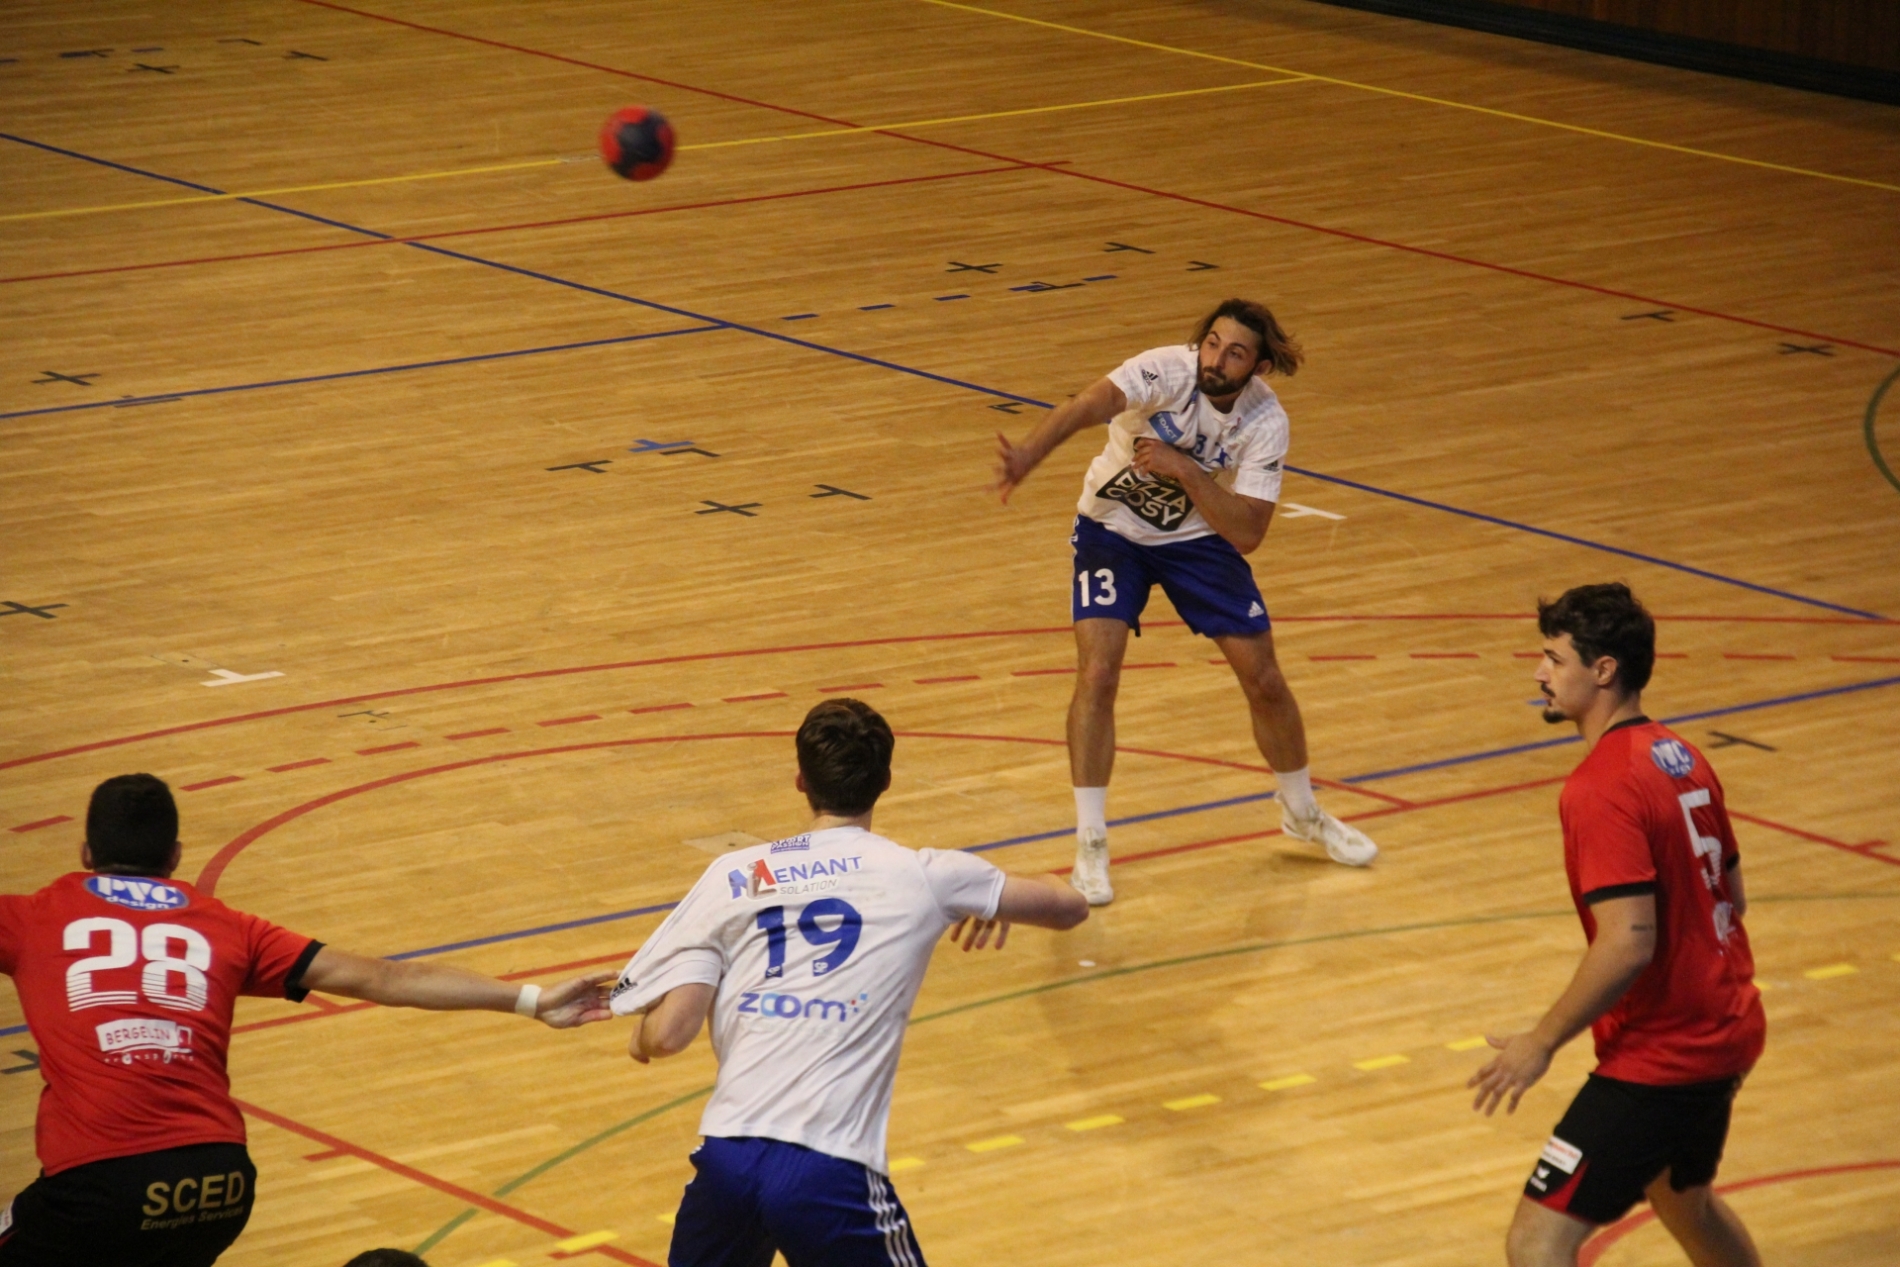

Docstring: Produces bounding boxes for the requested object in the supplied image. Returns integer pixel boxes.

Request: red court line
[1579,1159,1900,1265]
[234,1097,658,1266]
[629,702,693,714]
[281,2,1900,360]
[0,163,1041,286]
[357,741,421,755]
[916,674,980,683]
[446,728,511,740]
[723,691,789,702]
[818,682,884,691]
[192,729,1410,894]
[8,815,72,833]
[1728,810,1896,867]
[181,776,243,792]
[1411,652,1480,659]
[538,714,601,726]
[292,0,856,126]
[6,617,1890,773]
[1311,654,1376,660]
[267,757,332,772]
[1723,653,1796,661]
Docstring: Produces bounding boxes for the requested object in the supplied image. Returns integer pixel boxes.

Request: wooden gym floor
[3,2,1898,1264]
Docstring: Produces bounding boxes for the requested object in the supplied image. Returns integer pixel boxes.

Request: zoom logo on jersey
[1650,738,1696,778]
[737,989,869,1023]
[1095,466,1190,531]
[85,876,189,912]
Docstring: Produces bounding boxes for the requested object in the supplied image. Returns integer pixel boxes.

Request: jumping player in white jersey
[610,699,1088,1267]
[994,298,1378,904]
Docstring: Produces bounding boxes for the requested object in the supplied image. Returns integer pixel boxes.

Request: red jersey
[1559,718,1765,1085]
[0,872,318,1175]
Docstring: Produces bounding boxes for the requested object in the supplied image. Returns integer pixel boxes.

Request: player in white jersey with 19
[995,298,1378,904]
[611,699,1088,1266]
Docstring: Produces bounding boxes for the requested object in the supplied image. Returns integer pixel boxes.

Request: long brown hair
[1189,299,1303,377]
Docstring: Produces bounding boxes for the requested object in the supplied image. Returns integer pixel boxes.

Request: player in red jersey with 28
[1469,584,1765,1267]
[0,774,614,1267]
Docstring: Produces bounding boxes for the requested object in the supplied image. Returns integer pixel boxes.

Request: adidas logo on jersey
[1141,369,1159,383]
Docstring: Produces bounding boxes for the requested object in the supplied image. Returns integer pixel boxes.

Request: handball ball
[599,105,676,181]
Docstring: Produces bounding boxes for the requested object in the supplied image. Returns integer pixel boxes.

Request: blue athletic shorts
[1069,515,1270,638]
[668,1136,926,1267]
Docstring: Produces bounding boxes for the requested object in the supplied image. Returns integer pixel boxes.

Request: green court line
[413,890,1899,1254]
[1866,363,1900,498]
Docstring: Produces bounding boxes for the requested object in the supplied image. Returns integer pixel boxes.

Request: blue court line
[1288,468,1884,621]
[1,675,1892,1042]
[1,132,1877,613]
[1345,672,1900,782]
[0,327,723,422]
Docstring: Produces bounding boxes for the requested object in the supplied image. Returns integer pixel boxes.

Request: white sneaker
[1282,808,1379,867]
[1070,829,1115,905]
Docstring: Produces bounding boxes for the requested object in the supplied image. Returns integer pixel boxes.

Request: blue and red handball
[599,105,676,181]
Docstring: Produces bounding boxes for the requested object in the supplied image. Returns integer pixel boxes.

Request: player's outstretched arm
[949,874,1090,950]
[1468,894,1656,1116]
[994,377,1126,503]
[631,982,716,1064]
[298,948,615,1029]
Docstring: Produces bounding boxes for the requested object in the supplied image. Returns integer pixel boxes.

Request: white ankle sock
[1275,767,1318,819]
[1074,786,1108,834]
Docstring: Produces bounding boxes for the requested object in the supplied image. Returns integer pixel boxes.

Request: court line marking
[232,1097,661,1266]
[912,0,1900,195]
[0,78,1299,225]
[0,157,570,224]
[3,616,1893,773]
[6,128,1878,619]
[248,12,1900,361]
[7,136,1894,617]
[0,162,1049,286]
[1865,363,1900,498]
[0,326,723,422]
[677,77,1312,152]
[1578,1160,1900,1266]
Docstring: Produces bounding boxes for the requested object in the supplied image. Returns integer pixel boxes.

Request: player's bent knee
[1506,1198,1592,1267]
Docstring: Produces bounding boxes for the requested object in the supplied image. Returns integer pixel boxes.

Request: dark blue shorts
[1070,515,1269,638]
[669,1136,925,1267]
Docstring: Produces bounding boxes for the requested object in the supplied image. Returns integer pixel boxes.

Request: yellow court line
[914,0,1900,195]
[0,157,568,224]
[677,76,1309,153]
[5,79,1301,226]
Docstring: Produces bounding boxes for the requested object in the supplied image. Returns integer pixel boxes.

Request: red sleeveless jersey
[0,872,317,1175]
[1559,719,1765,1084]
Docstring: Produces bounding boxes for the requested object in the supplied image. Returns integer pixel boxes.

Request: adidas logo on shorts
[1248,601,1265,617]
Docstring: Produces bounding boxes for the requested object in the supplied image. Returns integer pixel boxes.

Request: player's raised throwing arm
[298,947,615,1028]
[994,376,1126,503]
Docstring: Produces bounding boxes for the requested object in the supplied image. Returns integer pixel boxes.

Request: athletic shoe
[1282,808,1379,867]
[1070,829,1114,905]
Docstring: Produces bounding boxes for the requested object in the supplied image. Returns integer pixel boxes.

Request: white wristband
[514,983,542,1018]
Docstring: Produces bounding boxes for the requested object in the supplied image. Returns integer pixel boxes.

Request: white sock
[1074,786,1108,835]
[1274,766,1318,820]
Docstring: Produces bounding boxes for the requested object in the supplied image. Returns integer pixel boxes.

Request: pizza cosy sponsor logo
[97,1017,195,1062]
[1094,466,1191,531]
[85,876,189,912]
[737,988,869,1023]
[1650,738,1696,778]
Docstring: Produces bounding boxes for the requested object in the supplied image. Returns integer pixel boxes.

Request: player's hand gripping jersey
[1560,720,1766,1084]
[1078,344,1290,544]
[0,873,319,1175]
[610,827,1003,1173]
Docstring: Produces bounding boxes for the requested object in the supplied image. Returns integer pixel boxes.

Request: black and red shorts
[1524,1072,1741,1224]
[0,1142,255,1267]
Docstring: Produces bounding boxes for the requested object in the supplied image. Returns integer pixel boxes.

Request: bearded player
[0,773,614,1267]
[1470,584,1764,1267]
[994,298,1377,904]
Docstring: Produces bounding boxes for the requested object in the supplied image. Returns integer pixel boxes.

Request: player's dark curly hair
[86,773,179,875]
[1189,298,1303,377]
[796,699,894,816]
[342,1251,431,1267]
[1537,583,1656,694]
